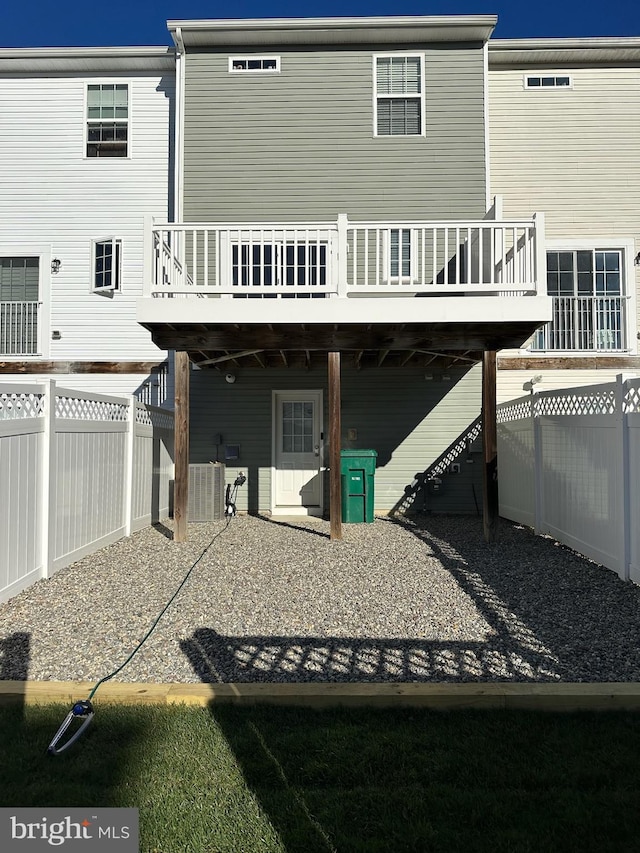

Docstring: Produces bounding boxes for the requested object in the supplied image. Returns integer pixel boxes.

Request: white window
[384,229,416,282]
[92,239,121,293]
[532,248,632,352]
[525,75,572,89]
[229,56,280,73]
[231,242,327,294]
[86,84,129,157]
[374,55,424,136]
[0,257,40,355]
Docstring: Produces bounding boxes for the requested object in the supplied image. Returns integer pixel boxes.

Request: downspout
[172,26,185,223]
[483,40,491,213]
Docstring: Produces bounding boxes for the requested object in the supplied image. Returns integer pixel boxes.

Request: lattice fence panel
[536,388,616,417]
[625,381,640,414]
[497,397,531,424]
[0,390,45,420]
[135,403,174,430]
[56,394,129,422]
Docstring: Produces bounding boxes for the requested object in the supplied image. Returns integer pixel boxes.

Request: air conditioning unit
[188,463,225,521]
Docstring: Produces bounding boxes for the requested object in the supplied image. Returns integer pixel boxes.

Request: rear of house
[138,15,550,519]
[0,47,174,402]
[489,38,640,401]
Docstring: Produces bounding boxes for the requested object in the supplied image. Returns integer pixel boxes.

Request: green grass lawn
[0,701,639,852]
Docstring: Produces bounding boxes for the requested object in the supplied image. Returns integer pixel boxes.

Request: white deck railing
[147,214,544,299]
[0,301,40,355]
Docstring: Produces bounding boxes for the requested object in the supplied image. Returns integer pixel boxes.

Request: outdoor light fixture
[225,373,236,384]
[635,252,640,266]
[51,258,62,274]
[523,374,543,392]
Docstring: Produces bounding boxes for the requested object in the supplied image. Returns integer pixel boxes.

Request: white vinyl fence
[498,375,640,584]
[0,381,174,603]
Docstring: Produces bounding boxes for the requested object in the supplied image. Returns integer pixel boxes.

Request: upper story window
[93,238,121,293]
[87,84,129,157]
[229,56,280,73]
[374,55,424,137]
[532,249,630,352]
[525,75,572,89]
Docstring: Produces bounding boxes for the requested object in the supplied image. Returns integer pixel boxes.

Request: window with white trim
[0,257,40,355]
[232,242,327,293]
[525,75,571,89]
[385,229,415,281]
[532,249,629,352]
[93,239,121,293]
[86,84,128,157]
[229,56,280,73]
[375,55,423,136]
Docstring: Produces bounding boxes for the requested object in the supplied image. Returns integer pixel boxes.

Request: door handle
[314,444,320,456]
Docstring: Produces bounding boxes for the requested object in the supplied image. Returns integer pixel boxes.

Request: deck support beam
[174,351,190,543]
[482,350,498,543]
[328,352,342,541]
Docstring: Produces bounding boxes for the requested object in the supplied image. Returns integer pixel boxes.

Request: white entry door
[273,390,323,515]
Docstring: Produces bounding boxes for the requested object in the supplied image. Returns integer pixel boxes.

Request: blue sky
[2,1,639,48]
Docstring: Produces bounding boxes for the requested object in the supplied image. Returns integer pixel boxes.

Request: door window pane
[282,400,314,453]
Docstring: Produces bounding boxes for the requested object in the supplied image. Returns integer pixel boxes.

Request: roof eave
[0,46,175,74]
[168,16,497,49]
[489,37,640,67]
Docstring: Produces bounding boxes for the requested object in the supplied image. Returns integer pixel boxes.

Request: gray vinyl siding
[183,45,487,222]
[189,363,483,515]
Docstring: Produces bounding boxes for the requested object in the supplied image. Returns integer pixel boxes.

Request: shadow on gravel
[398,515,640,683]
[1,631,30,681]
[181,626,558,684]
[254,514,330,540]
[181,515,640,684]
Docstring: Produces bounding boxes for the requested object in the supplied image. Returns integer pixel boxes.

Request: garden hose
[47,473,246,755]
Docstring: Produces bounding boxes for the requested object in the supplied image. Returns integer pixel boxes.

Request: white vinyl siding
[0,72,171,362]
[489,65,640,360]
[374,55,424,136]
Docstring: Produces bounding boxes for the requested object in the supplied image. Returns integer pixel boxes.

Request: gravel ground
[1,514,639,684]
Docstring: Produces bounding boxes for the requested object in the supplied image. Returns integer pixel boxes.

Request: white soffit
[489,37,640,67]
[168,16,497,49]
[0,47,175,74]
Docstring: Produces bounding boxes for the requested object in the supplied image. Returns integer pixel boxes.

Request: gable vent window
[229,56,280,73]
[375,55,424,136]
[87,84,129,157]
[93,238,121,293]
[525,75,572,89]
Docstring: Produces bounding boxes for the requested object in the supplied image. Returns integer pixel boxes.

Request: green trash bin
[340,449,377,523]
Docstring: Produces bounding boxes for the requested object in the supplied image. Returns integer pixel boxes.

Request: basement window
[229,56,280,73]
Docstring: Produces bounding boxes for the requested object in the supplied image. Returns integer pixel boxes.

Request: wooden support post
[482,350,499,543]
[174,351,190,542]
[328,351,342,541]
